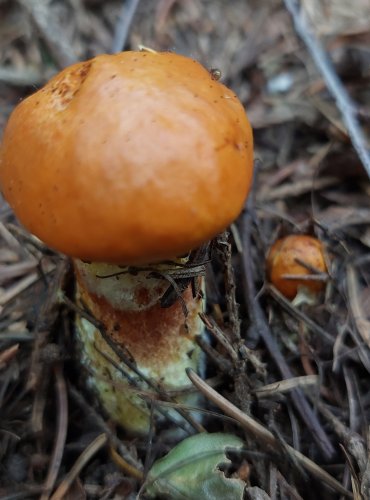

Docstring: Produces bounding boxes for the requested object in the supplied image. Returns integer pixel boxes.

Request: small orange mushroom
[266,235,327,300]
[0,50,254,433]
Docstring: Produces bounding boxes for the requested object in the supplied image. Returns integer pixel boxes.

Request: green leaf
[145,432,246,500]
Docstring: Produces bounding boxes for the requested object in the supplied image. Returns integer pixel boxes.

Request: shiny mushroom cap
[0,51,253,264]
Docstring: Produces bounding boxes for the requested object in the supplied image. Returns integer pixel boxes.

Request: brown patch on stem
[76,278,202,377]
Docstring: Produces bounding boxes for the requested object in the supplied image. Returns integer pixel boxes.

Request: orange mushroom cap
[266,235,327,299]
[0,51,253,264]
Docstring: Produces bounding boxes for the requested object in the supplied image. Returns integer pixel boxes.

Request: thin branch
[50,434,108,500]
[187,369,353,499]
[17,0,76,68]
[40,363,68,500]
[266,284,334,347]
[199,313,239,364]
[216,232,241,342]
[284,0,370,180]
[306,392,367,474]
[111,0,141,53]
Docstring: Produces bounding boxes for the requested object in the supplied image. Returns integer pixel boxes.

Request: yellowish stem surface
[74,260,204,434]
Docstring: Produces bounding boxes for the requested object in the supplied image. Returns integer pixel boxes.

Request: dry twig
[284,0,370,180]
[0,343,19,369]
[307,393,367,475]
[111,0,141,53]
[40,363,68,500]
[187,369,352,498]
[17,0,77,68]
[49,433,108,500]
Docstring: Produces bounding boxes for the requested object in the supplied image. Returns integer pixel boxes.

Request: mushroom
[266,234,328,302]
[0,50,254,434]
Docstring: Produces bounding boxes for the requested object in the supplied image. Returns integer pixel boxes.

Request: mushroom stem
[73,259,204,434]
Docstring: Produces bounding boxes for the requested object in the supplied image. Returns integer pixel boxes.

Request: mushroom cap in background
[266,235,327,299]
[0,51,253,264]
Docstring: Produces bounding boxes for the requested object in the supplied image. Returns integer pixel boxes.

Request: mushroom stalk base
[74,260,204,435]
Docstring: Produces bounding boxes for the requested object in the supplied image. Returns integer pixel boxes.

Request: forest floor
[1,1,370,499]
